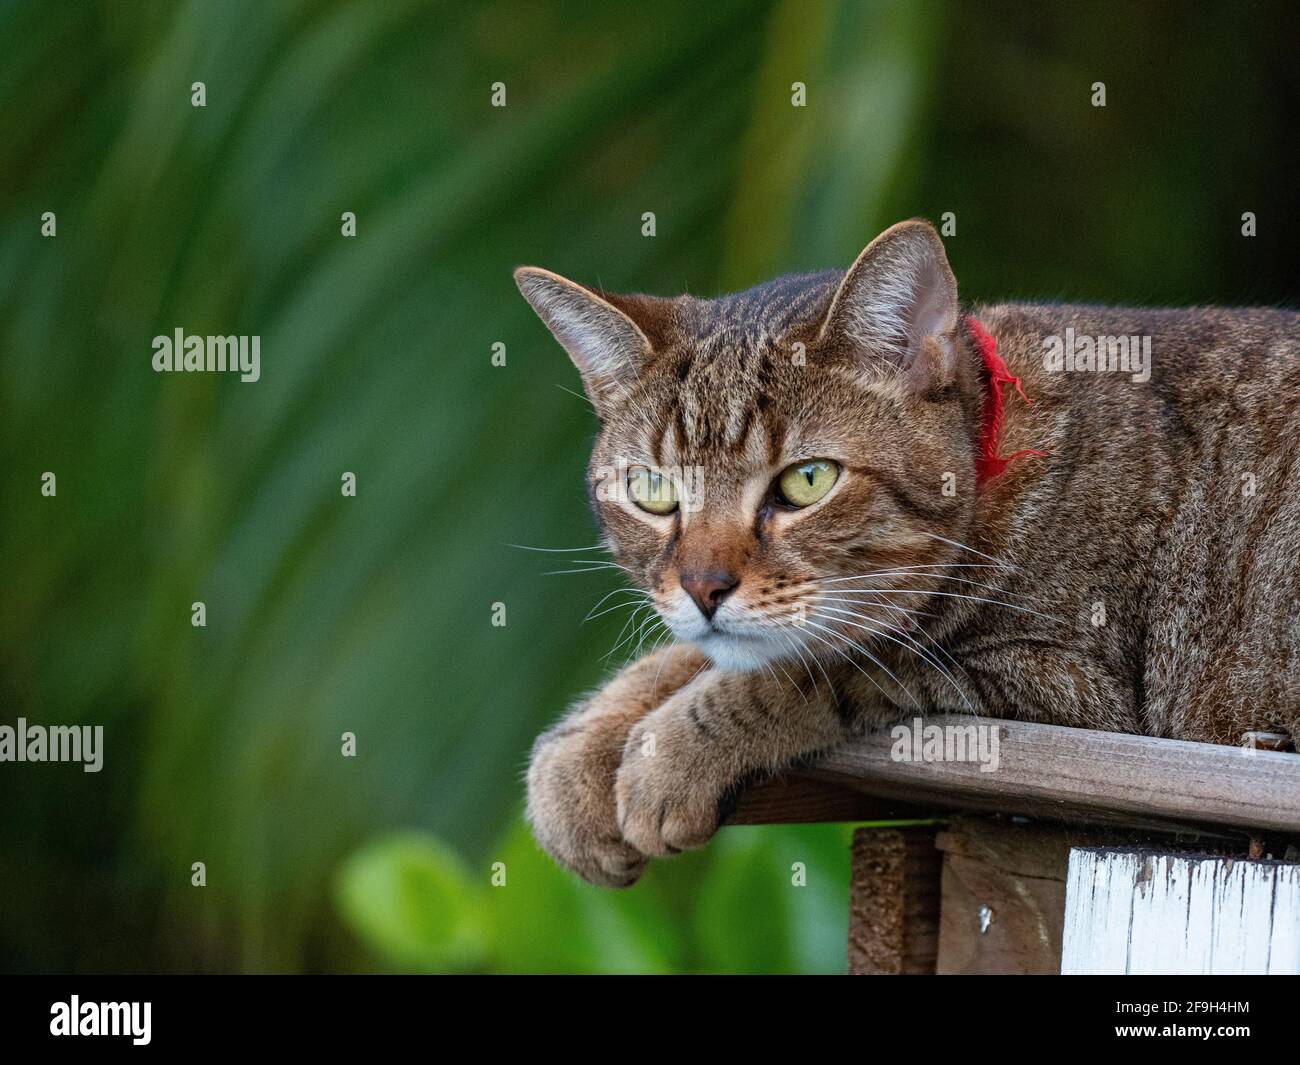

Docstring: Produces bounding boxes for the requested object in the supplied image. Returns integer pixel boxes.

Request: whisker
[875,573,1055,605]
[555,382,596,409]
[645,631,681,696]
[585,595,648,623]
[803,616,923,708]
[769,640,809,703]
[783,624,838,697]
[811,607,974,713]
[766,629,812,702]
[876,600,970,683]
[913,572,1057,604]
[605,603,654,661]
[813,569,1054,605]
[920,531,1008,565]
[506,542,609,553]
[542,558,632,578]
[799,618,915,708]
[871,618,974,713]
[648,637,671,694]
[773,629,817,698]
[812,563,1005,584]
[810,596,936,619]
[814,587,1064,624]
[584,586,647,622]
[762,659,785,692]
[632,609,666,661]
[603,607,643,661]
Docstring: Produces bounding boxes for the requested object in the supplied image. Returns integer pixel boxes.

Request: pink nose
[680,572,739,621]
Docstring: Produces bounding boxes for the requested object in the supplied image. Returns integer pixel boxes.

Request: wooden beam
[788,717,1300,835]
[728,772,927,825]
[847,826,942,974]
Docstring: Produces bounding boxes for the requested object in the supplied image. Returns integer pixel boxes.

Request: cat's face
[518,221,978,671]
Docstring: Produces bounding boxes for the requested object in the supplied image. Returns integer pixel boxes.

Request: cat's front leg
[614,666,862,857]
[526,643,709,887]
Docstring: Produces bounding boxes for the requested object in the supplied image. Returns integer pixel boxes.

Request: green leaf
[333,832,489,973]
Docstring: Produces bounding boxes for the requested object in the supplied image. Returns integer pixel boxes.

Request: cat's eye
[627,466,679,515]
[776,459,839,508]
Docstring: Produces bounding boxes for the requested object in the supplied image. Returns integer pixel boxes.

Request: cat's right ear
[816,219,959,391]
[514,267,656,416]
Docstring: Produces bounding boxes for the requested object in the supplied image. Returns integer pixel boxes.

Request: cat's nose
[680,571,739,621]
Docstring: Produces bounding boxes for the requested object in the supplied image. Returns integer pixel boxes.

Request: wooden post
[847,825,942,974]
[933,818,1074,974]
[1062,849,1300,974]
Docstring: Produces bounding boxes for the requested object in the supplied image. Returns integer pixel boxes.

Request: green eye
[627,467,678,514]
[776,459,839,508]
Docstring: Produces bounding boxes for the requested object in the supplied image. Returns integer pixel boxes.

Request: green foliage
[692,825,856,974]
[484,819,682,974]
[334,832,490,973]
[334,820,855,974]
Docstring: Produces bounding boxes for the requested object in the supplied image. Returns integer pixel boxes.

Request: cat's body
[516,221,1299,887]
[942,300,1298,744]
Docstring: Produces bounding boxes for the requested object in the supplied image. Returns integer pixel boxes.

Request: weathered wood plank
[1061,849,1300,974]
[847,826,942,975]
[798,717,1300,835]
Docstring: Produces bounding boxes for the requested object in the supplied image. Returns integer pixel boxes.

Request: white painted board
[1062,848,1300,974]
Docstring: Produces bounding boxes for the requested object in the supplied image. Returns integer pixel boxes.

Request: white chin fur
[692,632,783,672]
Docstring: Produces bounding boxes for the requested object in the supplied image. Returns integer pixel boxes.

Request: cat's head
[516,220,981,672]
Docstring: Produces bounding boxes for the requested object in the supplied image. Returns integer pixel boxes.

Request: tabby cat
[515,219,1299,887]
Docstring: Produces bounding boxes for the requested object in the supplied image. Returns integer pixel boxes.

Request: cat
[515,219,1300,887]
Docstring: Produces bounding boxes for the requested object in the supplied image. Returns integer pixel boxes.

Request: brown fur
[517,220,1300,886]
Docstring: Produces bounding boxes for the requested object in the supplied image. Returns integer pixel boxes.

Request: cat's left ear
[514,267,664,416]
[817,219,959,389]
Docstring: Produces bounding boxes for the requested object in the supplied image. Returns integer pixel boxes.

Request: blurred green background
[0,0,1294,973]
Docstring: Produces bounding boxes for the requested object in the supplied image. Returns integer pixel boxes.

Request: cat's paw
[527,719,648,888]
[614,690,735,858]
[526,644,709,887]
